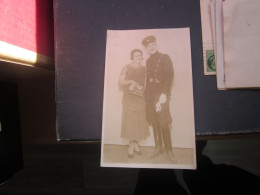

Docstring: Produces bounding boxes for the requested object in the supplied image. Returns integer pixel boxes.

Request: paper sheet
[210,0,216,58]
[223,0,260,88]
[215,0,226,89]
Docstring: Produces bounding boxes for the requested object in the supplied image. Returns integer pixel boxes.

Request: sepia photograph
[101,28,196,169]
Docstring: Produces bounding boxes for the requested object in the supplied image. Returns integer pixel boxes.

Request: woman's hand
[129,80,138,86]
[129,80,142,88]
[129,80,143,91]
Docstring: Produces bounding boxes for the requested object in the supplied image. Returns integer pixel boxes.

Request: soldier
[142,35,176,163]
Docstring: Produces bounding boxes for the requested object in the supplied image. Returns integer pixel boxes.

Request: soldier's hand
[156,102,162,112]
[159,94,167,104]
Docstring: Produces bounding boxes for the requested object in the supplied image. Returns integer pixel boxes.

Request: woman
[118,49,149,158]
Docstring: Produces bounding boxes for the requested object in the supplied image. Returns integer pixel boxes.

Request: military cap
[142,35,156,47]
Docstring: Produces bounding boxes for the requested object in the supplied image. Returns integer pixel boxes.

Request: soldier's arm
[157,55,173,109]
[161,55,174,96]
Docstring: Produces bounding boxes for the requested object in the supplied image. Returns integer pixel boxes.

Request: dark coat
[145,51,174,126]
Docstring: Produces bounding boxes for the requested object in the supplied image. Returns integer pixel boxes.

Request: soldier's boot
[162,126,177,163]
[150,124,163,158]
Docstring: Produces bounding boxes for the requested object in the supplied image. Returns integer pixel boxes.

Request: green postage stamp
[206,50,216,74]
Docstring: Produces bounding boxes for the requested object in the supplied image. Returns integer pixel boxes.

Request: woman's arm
[118,66,138,86]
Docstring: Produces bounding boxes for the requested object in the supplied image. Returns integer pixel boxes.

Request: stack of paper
[200,0,260,89]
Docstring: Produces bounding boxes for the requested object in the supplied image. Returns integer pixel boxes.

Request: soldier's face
[146,42,157,55]
[132,52,143,64]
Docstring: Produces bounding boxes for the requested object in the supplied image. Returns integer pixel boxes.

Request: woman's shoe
[133,141,142,155]
[128,142,134,158]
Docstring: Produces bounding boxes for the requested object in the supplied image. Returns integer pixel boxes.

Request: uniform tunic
[145,52,174,126]
[121,64,150,141]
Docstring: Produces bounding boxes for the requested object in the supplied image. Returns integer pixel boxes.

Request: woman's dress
[121,64,149,141]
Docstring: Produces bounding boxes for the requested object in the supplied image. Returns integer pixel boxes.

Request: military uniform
[145,51,174,126]
[142,36,174,155]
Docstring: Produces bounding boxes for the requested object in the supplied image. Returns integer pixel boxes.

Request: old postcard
[101,28,196,169]
[200,0,216,75]
[223,0,260,88]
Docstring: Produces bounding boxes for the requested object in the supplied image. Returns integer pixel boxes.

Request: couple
[119,36,176,163]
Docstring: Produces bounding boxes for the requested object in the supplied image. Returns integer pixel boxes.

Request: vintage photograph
[101,28,196,169]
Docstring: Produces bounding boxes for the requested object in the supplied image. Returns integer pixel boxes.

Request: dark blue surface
[54,0,260,140]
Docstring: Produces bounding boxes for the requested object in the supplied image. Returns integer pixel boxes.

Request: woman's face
[132,52,143,64]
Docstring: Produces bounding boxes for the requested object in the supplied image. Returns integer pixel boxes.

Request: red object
[0,0,54,57]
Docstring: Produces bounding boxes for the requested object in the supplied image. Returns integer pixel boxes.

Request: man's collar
[151,51,160,57]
